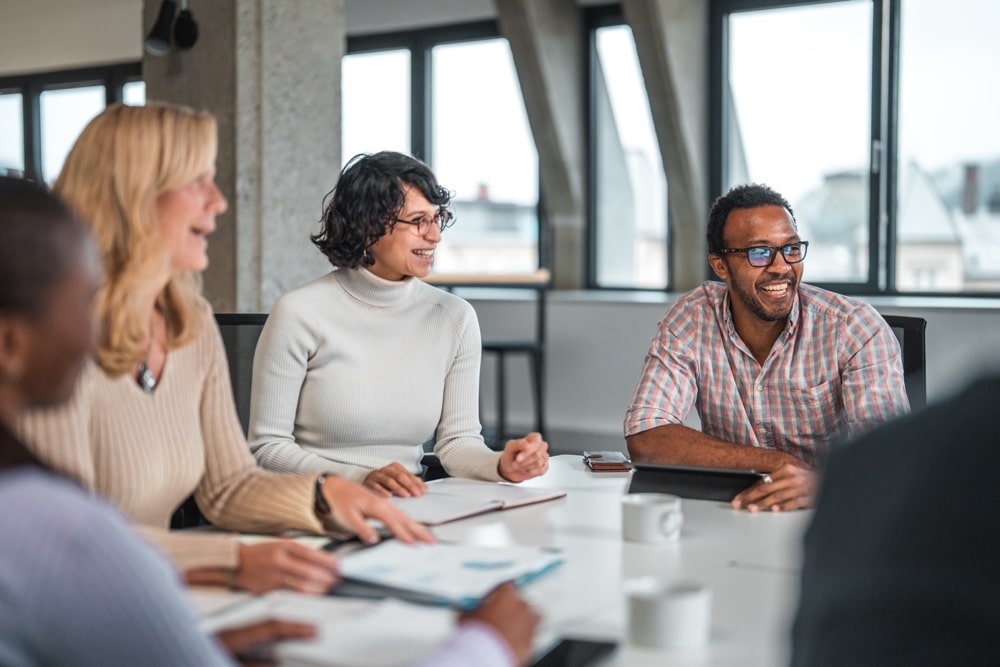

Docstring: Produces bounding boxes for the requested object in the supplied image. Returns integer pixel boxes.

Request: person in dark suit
[791,374,1000,665]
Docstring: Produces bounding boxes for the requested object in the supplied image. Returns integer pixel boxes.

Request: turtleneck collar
[336,267,419,308]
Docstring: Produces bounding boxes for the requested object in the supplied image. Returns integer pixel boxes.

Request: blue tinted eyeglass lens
[746,248,774,266]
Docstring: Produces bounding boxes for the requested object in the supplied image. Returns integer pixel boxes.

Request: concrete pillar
[143,0,343,311]
[494,0,585,289]
[622,0,709,291]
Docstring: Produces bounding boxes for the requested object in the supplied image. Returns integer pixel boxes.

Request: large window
[0,92,24,176]
[725,2,872,285]
[716,0,1000,295]
[0,63,142,184]
[39,84,106,183]
[341,49,410,161]
[896,0,1000,292]
[591,22,668,289]
[344,24,540,274]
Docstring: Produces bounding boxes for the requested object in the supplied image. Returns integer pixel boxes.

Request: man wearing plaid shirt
[625,183,909,512]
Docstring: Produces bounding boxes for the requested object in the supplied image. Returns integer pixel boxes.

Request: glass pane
[727,2,872,283]
[431,38,539,273]
[123,80,146,105]
[897,0,1000,292]
[594,25,668,289]
[0,92,24,177]
[342,49,410,164]
[40,85,106,183]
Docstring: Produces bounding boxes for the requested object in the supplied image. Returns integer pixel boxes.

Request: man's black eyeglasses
[394,209,455,235]
[716,241,809,268]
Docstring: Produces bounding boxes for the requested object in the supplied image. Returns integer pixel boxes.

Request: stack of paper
[338,540,563,610]
[192,590,455,667]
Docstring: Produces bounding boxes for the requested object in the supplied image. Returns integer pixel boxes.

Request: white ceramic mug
[622,493,683,543]
[625,577,712,650]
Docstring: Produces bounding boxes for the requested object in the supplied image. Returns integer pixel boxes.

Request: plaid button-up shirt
[625,282,910,466]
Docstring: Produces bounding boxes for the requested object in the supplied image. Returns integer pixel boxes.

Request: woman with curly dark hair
[249,151,549,497]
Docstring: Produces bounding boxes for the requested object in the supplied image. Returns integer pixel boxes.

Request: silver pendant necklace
[138,309,163,394]
[137,360,157,394]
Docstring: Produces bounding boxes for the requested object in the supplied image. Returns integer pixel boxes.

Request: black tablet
[531,638,617,667]
[627,462,767,501]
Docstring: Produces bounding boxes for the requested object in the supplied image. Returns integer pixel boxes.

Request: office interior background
[2,0,999,452]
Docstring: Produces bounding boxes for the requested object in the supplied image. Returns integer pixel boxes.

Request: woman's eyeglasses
[394,209,455,236]
[716,241,809,268]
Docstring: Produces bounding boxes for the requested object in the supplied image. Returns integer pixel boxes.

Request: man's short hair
[706,183,796,254]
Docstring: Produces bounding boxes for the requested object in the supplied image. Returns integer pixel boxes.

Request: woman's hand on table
[234,540,339,595]
[321,474,435,545]
[498,432,549,482]
[363,462,428,498]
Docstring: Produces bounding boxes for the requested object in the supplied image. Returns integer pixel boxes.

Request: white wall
[0,0,142,76]
[467,293,1000,452]
[0,0,617,77]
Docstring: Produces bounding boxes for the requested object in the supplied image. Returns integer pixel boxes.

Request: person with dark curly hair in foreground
[249,152,549,497]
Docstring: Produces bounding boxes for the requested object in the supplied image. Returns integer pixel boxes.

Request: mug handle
[660,509,682,538]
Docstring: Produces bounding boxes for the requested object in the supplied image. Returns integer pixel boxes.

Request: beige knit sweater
[17,299,324,572]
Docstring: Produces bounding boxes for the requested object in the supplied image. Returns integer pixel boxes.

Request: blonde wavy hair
[54,102,217,376]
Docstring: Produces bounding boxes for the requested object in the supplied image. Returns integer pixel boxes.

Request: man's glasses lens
[744,242,807,267]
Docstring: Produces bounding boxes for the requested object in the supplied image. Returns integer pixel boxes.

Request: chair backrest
[881,314,927,410]
[214,313,268,435]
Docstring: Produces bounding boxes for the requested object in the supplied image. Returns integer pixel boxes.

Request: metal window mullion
[868,0,892,293]
[23,79,41,183]
[411,37,430,163]
[882,0,901,293]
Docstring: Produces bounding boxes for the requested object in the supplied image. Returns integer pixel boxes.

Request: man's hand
[216,618,317,666]
[234,541,339,595]
[459,583,540,666]
[731,462,817,512]
[363,462,428,498]
[498,432,549,482]
[321,475,435,545]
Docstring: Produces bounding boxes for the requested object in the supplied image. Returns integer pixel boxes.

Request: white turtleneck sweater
[249,268,503,483]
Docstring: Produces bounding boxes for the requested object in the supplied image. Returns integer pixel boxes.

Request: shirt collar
[719,286,802,339]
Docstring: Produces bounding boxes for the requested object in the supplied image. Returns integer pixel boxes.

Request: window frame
[584,4,674,292]
[712,0,1000,297]
[347,20,546,273]
[0,62,141,183]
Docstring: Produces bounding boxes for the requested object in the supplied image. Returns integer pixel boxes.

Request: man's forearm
[626,424,803,472]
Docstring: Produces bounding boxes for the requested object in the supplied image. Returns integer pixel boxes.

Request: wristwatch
[314,473,331,516]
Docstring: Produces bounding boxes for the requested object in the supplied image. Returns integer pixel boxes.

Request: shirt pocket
[786,379,842,442]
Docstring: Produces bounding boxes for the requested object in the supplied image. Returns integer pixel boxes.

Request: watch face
[315,474,331,514]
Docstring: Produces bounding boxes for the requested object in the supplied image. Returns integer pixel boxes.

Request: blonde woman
[18,103,431,595]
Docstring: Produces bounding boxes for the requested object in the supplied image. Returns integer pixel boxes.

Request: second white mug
[622,493,683,543]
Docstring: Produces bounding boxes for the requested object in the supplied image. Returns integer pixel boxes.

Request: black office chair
[881,314,927,411]
[214,313,269,434]
[169,313,268,529]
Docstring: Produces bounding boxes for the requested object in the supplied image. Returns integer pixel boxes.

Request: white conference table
[198,455,811,666]
[442,454,810,667]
